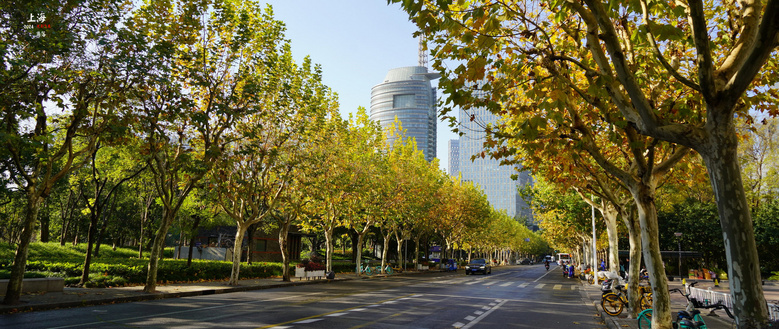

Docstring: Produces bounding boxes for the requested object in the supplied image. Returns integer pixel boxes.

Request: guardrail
[689,286,732,309]
[690,286,779,321]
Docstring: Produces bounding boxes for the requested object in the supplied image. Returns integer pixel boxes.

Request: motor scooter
[545,262,550,271]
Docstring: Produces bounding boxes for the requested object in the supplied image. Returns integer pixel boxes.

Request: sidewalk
[582,277,779,329]
[0,270,415,314]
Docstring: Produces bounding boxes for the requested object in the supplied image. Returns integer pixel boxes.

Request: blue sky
[264,0,458,172]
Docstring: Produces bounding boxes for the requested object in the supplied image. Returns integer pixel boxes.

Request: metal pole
[675,232,683,280]
[592,195,598,286]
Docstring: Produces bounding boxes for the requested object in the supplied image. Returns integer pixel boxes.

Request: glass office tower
[456,107,534,220]
[370,66,440,162]
[448,139,460,175]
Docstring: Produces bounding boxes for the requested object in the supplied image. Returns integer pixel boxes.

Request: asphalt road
[0,264,605,329]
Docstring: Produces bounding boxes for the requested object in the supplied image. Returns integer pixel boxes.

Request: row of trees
[393,0,778,328]
[0,0,548,306]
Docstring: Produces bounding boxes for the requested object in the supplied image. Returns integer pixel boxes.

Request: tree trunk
[94,194,117,259]
[632,183,671,329]
[143,209,176,293]
[186,215,202,267]
[624,208,643,318]
[39,198,50,243]
[228,224,248,285]
[59,189,74,246]
[414,236,420,266]
[3,192,42,305]
[324,226,334,273]
[356,232,365,275]
[79,210,100,286]
[601,202,620,272]
[381,230,391,274]
[394,230,403,268]
[700,130,768,327]
[351,232,359,264]
[279,219,291,282]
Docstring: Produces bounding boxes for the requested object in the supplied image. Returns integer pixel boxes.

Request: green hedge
[1,259,289,287]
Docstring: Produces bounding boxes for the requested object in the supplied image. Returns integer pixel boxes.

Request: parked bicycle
[601,279,629,316]
[637,281,734,329]
[358,263,374,276]
[375,264,394,275]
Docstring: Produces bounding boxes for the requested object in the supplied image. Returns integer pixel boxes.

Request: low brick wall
[0,278,65,295]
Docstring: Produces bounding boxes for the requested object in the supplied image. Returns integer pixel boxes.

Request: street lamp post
[674,232,683,280]
[592,195,598,286]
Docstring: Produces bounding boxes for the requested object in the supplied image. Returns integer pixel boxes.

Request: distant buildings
[370,66,440,162]
[450,107,534,221]
[448,139,459,175]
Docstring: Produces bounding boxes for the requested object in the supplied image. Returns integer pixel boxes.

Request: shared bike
[637,281,734,329]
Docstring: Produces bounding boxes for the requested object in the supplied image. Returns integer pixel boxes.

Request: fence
[690,286,779,321]
[689,286,732,309]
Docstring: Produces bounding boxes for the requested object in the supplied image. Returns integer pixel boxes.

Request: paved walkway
[2,268,778,329]
[581,277,779,329]
[0,271,381,314]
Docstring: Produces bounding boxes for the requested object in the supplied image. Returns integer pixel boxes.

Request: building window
[254,240,267,252]
[393,94,415,108]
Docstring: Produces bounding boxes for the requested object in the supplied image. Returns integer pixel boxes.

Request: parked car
[518,258,533,265]
[465,258,492,275]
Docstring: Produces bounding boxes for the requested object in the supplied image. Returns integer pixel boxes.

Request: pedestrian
[600,259,606,271]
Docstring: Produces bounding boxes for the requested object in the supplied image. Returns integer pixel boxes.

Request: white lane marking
[269,327,292,329]
[382,301,397,304]
[499,282,512,287]
[518,283,529,288]
[294,319,323,324]
[367,304,381,307]
[488,303,497,306]
[483,281,497,286]
[535,283,546,289]
[481,306,491,310]
[474,311,484,315]
[465,280,480,285]
[48,293,310,329]
[572,285,578,290]
[453,322,466,328]
[326,312,348,317]
[553,284,562,290]
[461,300,509,329]
[465,316,476,321]
[534,267,557,282]
[351,308,367,312]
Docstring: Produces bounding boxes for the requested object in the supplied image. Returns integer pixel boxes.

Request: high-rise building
[456,107,534,220]
[370,66,440,162]
[448,139,460,176]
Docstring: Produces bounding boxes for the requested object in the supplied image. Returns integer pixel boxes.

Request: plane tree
[393,0,779,326]
[121,0,291,292]
[0,0,128,304]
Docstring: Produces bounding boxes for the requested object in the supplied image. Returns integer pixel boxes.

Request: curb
[577,280,622,329]
[0,276,350,314]
[0,269,447,314]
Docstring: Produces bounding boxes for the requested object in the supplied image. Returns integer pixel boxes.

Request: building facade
[455,106,534,220]
[370,66,440,162]
[448,139,460,175]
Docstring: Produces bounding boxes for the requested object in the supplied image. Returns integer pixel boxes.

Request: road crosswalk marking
[518,283,529,288]
[483,281,498,286]
[535,283,546,289]
[499,282,512,287]
[553,284,562,290]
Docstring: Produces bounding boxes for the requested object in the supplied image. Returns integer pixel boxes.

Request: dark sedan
[464,258,492,275]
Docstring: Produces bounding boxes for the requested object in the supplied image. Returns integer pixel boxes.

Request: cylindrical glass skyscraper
[370,66,440,162]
